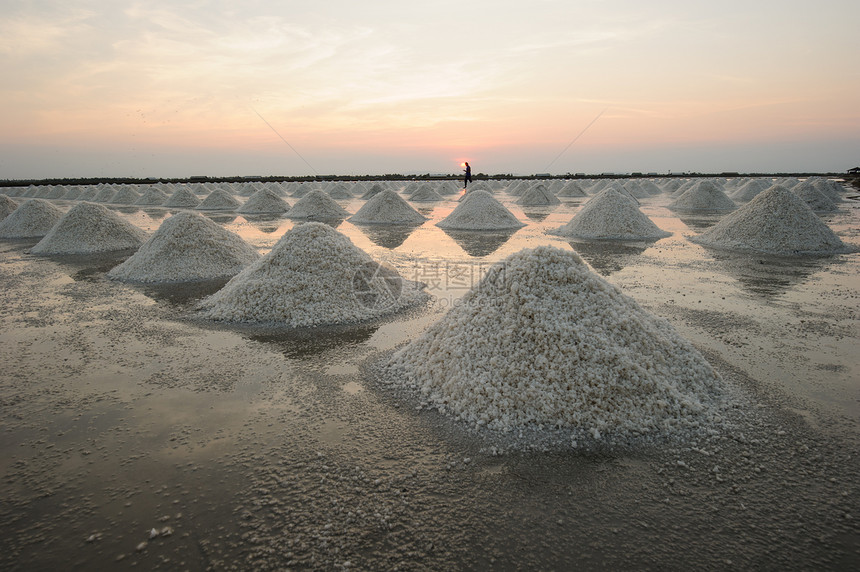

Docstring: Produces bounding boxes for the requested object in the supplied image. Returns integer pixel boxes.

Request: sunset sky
[1,0,858,179]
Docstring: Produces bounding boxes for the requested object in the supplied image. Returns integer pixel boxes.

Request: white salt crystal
[31,202,148,255]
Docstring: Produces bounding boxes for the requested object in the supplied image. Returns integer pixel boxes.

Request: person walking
[463,162,472,188]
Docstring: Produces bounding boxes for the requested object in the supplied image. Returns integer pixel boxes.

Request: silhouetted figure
[464,162,472,188]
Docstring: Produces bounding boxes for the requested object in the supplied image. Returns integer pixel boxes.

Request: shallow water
[1,188,858,570]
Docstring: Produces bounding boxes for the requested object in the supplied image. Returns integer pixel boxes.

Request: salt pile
[690,185,851,256]
[107,211,260,283]
[517,184,561,206]
[407,184,443,202]
[92,186,118,203]
[327,184,353,199]
[30,202,148,255]
[196,222,426,327]
[238,189,290,214]
[360,184,386,200]
[383,246,724,438]
[669,180,736,212]
[1,195,18,221]
[0,199,65,239]
[551,187,670,240]
[285,189,349,220]
[163,186,201,208]
[135,187,170,206]
[438,191,525,230]
[77,187,99,201]
[197,189,241,211]
[348,189,426,225]
[791,181,838,212]
[112,186,142,205]
[61,186,83,200]
[556,181,588,198]
[730,179,770,202]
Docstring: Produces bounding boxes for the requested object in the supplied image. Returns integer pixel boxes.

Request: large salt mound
[348,190,426,225]
[30,202,148,255]
[383,246,724,437]
[107,211,260,283]
[285,189,349,219]
[669,180,736,212]
[0,199,65,239]
[112,186,142,205]
[551,188,670,240]
[1,195,18,221]
[196,189,241,210]
[517,184,561,206]
[135,187,169,206]
[196,222,426,327]
[163,186,201,208]
[438,191,525,230]
[691,185,851,256]
[238,188,290,214]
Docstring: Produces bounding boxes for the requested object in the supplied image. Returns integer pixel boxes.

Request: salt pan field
[0,177,858,570]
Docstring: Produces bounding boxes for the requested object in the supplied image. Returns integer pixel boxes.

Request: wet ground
[1,188,858,570]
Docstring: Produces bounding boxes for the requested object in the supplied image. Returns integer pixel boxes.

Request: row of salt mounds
[61,186,84,200]
[668,180,736,212]
[135,187,170,206]
[551,187,671,241]
[438,191,525,230]
[107,212,260,283]
[1,195,18,221]
[691,185,851,256]
[196,189,241,211]
[348,189,426,225]
[0,199,65,239]
[790,180,838,212]
[30,202,148,255]
[517,183,561,206]
[285,189,349,220]
[238,188,290,214]
[163,186,201,208]
[195,222,427,327]
[383,246,725,438]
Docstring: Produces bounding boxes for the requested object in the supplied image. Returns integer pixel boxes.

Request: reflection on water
[442,228,519,257]
[140,277,231,307]
[568,240,650,276]
[355,224,421,249]
[247,323,379,359]
[676,213,727,232]
[52,251,135,282]
[242,214,285,234]
[203,213,237,224]
[415,206,436,216]
[706,250,834,298]
[521,205,558,222]
[293,218,344,229]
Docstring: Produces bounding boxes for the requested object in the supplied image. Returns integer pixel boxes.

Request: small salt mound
[348,189,426,225]
[556,181,588,197]
[196,189,241,210]
[327,184,353,199]
[196,222,426,327]
[30,202,148,255]
[238,188,290,214]
[135,187,170,206]
[285,189,349,220]
[668,180,735,212]
[1,195,19,221]
[438,191,525,230]
[92,186,118,203]
[60,186,82,200]
[639,180,663,195]
[517,184,561,206]
[107,211,260,283]
[384,246,724,437]
[437,181,460,195]
[623,180,651,199]
[40,186,67,199]
[77,187,99,201]
[0,199,65,239]
[551,187,670,240]
[808,178,844,203]
[112,186,142,205]
[163,186,201,208]
[407,185,443,202]
[691,185,850,256]
[360,184,386,200]
[730,179,771,202]
[791,181,838,212]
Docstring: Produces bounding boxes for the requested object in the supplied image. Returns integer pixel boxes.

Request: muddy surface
[1,190,858,570]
